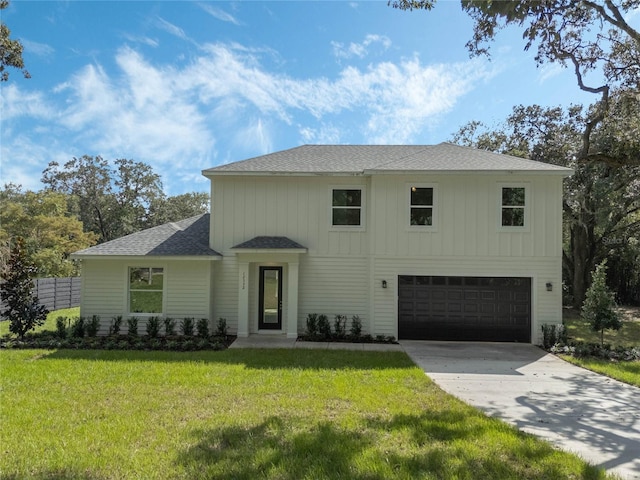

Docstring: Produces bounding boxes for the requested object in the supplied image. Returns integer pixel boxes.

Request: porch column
[286,262,299,339]
[237,261,249,337]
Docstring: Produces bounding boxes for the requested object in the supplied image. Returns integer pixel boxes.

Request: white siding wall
[298,255,370,333]
[211,176,370,256]
[80,259,212,335]
[370,174,563,258]
[209,173,564,343]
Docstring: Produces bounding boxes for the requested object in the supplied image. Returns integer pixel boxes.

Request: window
[501,186,526,227]
[332,188,362,226]
[129,267,164,314]
[410,186,434,226]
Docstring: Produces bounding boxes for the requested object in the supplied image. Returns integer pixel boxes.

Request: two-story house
[72,143,573,344]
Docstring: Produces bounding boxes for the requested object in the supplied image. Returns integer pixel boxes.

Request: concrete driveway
[401,341,640,480]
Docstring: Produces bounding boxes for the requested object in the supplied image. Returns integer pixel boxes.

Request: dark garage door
[398,276,531,342]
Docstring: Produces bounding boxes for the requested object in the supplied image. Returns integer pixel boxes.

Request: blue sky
[1,1,616,195]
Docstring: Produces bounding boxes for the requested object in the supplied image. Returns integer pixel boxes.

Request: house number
[242,272,246,290]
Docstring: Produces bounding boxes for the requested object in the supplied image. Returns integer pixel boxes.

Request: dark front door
[259,266,282,330]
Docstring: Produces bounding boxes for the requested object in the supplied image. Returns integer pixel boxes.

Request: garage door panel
[448,290,463,301]
[464,303,478,313]
[398,276,531,342]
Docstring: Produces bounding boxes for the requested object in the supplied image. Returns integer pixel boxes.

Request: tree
[41,156,165,242]
[581,260,622,346]
[452,92,640,307]
[0,0,29,81]
[1,237,49,340]
[0,184,98,277]
[391,0,640,167]
[41,156,210,243]
[148,192,210,226]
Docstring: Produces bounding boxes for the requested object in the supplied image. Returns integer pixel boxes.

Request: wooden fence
[1,277,81,313]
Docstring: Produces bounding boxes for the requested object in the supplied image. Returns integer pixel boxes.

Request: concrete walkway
[401,341,640,480]
[228,335,404,351]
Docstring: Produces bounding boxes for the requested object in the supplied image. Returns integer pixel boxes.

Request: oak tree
[0,0,29,81]
[391,0,640,166]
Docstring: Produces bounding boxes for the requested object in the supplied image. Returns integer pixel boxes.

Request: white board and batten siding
[297,256,370,333]
[80,259,212,334]
[210,176,371,256]
[209,172,564,342]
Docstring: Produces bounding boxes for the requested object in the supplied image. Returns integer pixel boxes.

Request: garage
[398,275,531,342]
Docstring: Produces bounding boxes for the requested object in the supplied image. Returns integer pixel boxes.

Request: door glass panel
[262,269,279,324]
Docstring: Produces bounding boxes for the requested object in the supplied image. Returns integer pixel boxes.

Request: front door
[259,266,282,330]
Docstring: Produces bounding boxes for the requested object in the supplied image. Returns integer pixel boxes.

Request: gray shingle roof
[202,143,573,175]
[232,236,307,250]
[72,214,221,257]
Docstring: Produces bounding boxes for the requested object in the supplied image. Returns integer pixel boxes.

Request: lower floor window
[129,267,164,314]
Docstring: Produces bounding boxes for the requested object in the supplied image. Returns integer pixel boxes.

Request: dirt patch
[563,305,640,322]
[618,306,640,322]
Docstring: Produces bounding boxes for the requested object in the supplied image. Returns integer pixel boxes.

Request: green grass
[0,307,80,337]
[560,355,640,387]
[563,307,640,348]
[561,307,640,387]
[0,349,612,479]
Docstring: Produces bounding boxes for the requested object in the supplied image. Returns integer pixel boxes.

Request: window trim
[407,183,438,231]
[329,185,366,230]
[126,265,166,316]
[497,183,530,231]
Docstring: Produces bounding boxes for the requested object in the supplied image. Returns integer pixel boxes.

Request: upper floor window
[407,184,437,229]
[410,186,434,226]
[129,267,164,314]
[500,186,526,228]
[331,188,363,227]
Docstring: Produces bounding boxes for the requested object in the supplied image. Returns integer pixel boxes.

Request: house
[71,143,573,343]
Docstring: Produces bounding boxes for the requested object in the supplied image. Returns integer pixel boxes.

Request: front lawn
[563,306,640,347]
[561,355,640,387]
[0,306,80,337]
[0,349,611,479]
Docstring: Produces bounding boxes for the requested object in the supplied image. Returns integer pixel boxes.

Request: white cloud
[0,84,55,121]
[49,47,215,181]
[198,3,242,25]
[21,39,55,57]
[332,34,392,59]
[299,124,342,144]
[233,118,273,154]
[154,17,190,41]
[121,33,159,48]
[537,62,565,84]
[1,41,494,193]
[183,43,492,143]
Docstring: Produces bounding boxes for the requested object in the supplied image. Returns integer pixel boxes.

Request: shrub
[350,315,362,338]
[541,323,567,349]
[0,237,49,340]
[164,317,176,336]
[109,316,123,335]
[55,316,68,339]
[333,314,347,338]
[69,317,85,338]
[196,318,210,338]
[86,315,100,337]
[181,317,195,336]
[215,318,228,337]
[146,316,160,338]
[581,260,622,346]
[127,317,139,336]
[305,313,318,336]
[318,314,331,338]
